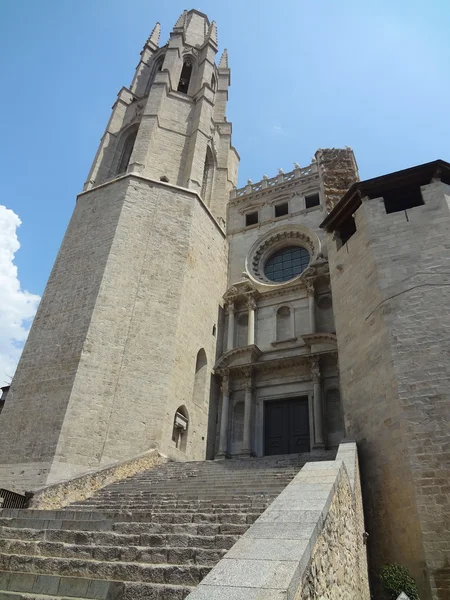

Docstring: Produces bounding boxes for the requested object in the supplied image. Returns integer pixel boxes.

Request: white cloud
[272,125,287,136]
[0,205,40,386]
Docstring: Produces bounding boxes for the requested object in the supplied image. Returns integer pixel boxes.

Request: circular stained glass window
[264,246,310,283]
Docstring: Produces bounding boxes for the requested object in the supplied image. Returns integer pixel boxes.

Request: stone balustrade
[230,162,319,199]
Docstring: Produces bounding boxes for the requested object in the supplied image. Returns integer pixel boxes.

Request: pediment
[301,332,337,353]
[223,280,258,301]
[214,344,262,372]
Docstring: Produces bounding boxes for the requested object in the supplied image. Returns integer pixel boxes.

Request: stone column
[306,280,316,334]
[242,371,253,455]
[247,297,256,346]
[311,358,324,448]
[226,302,235,352]
[217,373,230,457]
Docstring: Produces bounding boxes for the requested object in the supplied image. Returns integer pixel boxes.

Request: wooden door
[264,397,310,456]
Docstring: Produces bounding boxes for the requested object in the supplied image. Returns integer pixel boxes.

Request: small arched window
[177,59,193,94]
[192,349,208,406]
[116,128,138,175]
[201,147,215,206]
[211,73,216,91]
[145,55,165,95]
[276,306,292,341]
[172,405,189,452]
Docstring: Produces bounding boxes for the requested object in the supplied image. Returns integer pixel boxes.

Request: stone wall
[187,441,370,600]
[326,180,450,599]
[26,450,165,510]
[315,148,359,211]
[0,175,227,492]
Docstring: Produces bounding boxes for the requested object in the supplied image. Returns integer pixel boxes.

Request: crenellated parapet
[230,161,318,201]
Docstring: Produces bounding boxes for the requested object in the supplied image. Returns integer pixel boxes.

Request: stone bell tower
[0,9,239,492]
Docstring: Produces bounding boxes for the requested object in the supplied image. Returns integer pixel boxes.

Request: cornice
[229,174,320,207]
[214,346,338,376]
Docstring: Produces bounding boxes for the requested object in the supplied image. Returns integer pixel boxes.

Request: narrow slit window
[305,193,320,209]
[275,202,289,218]
[245,211,258,226]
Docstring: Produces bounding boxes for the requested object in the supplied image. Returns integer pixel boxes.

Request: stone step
[0,521,112,533]
[0,513,259,528]
[0,526,238,550]
[1,553,211,586]
[1,508,265,522]
[0,571,193,599]
[0,540,227,566]
[112,521,248,536]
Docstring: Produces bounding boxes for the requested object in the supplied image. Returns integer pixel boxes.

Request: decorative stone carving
[225,301,235,315]
[305,279,315,297]
[310,359,321,383]
[220,373,230,395]
[250,229,318,283]
[246,295,257,311]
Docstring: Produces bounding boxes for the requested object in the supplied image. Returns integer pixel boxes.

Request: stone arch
[177,57,194,94]
[201,146,215,207]
[325,388,344,446]
[115,125,138,176]
[172,405,189,452]
[193,349,208,406]
[276,305,293,341]
[145,53,165,95]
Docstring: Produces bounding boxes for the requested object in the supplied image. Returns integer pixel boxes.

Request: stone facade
[322,162,450,600]
[213,150,358,459]
[0,9,448,600]
[0,10,236,491]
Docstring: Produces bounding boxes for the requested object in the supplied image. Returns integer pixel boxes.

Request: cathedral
[0,9,448,600]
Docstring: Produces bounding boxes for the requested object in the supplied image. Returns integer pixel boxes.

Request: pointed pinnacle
[207,21,218,45]
[148,22,161,46]
[174,10,187,30]
[218,48,228,69]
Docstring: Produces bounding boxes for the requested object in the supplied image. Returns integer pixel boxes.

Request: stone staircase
[0,451,335,600]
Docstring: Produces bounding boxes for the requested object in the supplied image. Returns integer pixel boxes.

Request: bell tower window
[145,55,164,95]
[201,147,215,206]
[177,60,193,94]
[116,128,138,175]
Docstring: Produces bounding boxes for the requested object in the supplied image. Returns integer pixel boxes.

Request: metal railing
[0,488,27,509]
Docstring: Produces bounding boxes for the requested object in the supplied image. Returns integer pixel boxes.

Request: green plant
[379,564,419,600]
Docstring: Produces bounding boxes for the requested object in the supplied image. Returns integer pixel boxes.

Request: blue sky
[0,0,449,380]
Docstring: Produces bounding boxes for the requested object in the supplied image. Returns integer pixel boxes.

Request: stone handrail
[230,162,319,200]
[25,449,166,510]
[187,441,370,600]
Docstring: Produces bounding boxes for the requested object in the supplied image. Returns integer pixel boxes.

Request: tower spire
[207,21,218,46]
[218,48,228,69]
[174,10,187,31]
[148,22,161,47]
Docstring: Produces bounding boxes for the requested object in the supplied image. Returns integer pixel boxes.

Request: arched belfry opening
[193,349,208,406]
[177,59,193,94]
[116,127,138,175]
[201,147,215,207]
[172,405,189,452]
[145,54,165,95]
